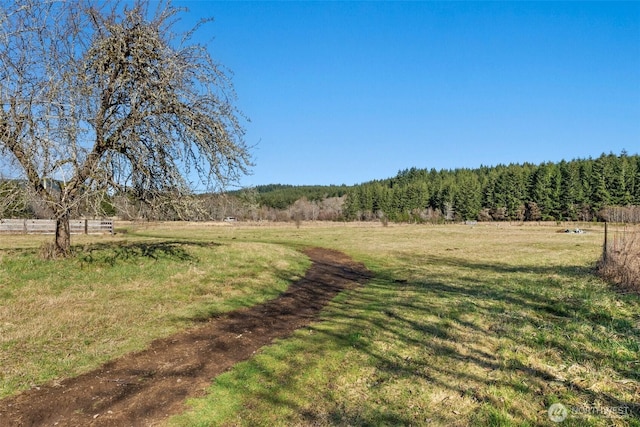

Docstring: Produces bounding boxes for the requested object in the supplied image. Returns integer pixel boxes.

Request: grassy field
[1,221,639,426]
[0,229,310,398]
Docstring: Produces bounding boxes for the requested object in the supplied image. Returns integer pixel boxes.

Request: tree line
[242,184,350,210]
[0,181,349,222]
[343,152,640,223]
[4,152,640,224]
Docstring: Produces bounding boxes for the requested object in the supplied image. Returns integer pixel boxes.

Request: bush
[597,230,640,293]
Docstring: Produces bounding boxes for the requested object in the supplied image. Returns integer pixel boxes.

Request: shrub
[597,229,640,294]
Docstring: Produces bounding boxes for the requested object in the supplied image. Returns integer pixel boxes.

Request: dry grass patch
[598,226,640,294]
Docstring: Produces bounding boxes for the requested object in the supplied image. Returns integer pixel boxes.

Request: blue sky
[177,1,639,187]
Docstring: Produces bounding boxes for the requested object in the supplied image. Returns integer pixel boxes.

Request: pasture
[0,222,638,426]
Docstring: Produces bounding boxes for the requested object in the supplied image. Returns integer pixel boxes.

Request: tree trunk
[54,213,71,257]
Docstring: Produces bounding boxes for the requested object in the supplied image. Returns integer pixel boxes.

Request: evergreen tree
[610,152,633,205]
[634,157,640,204]
[481,170,498,214]
[530,163,560,220]
[454,171,482,220]
[495,167,527,220]
[590,155,611,212]
[343,190,361,220]
[559,160,583,220]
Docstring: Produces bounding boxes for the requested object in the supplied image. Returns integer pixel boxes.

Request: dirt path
[0,247,372,427]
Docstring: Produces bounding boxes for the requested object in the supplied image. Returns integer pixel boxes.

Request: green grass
[159,222,639,427]
[0,231,309,398]
[2,222,639,426]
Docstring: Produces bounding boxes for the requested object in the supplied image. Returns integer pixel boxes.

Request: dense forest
[245,184,350,210]
[2,152,640,223]
[344,152,640,223]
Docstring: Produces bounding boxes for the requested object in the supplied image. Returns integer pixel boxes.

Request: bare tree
[0,179,28,217]
[0,0,251,256]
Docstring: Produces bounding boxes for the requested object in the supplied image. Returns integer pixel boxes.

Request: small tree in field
[0,0,251,256]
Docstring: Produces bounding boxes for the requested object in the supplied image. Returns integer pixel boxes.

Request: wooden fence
[0,219,114,235]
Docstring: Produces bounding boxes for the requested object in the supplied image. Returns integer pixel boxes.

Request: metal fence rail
[0,219,113,235]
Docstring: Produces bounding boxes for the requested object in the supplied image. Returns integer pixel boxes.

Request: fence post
[84,219,88,235]
[603,222,608,262]
[23,218,27,234]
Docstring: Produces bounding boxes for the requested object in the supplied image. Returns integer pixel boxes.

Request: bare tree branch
[0,0,251,256]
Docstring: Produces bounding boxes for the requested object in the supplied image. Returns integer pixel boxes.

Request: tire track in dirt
[0,247,373,426]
